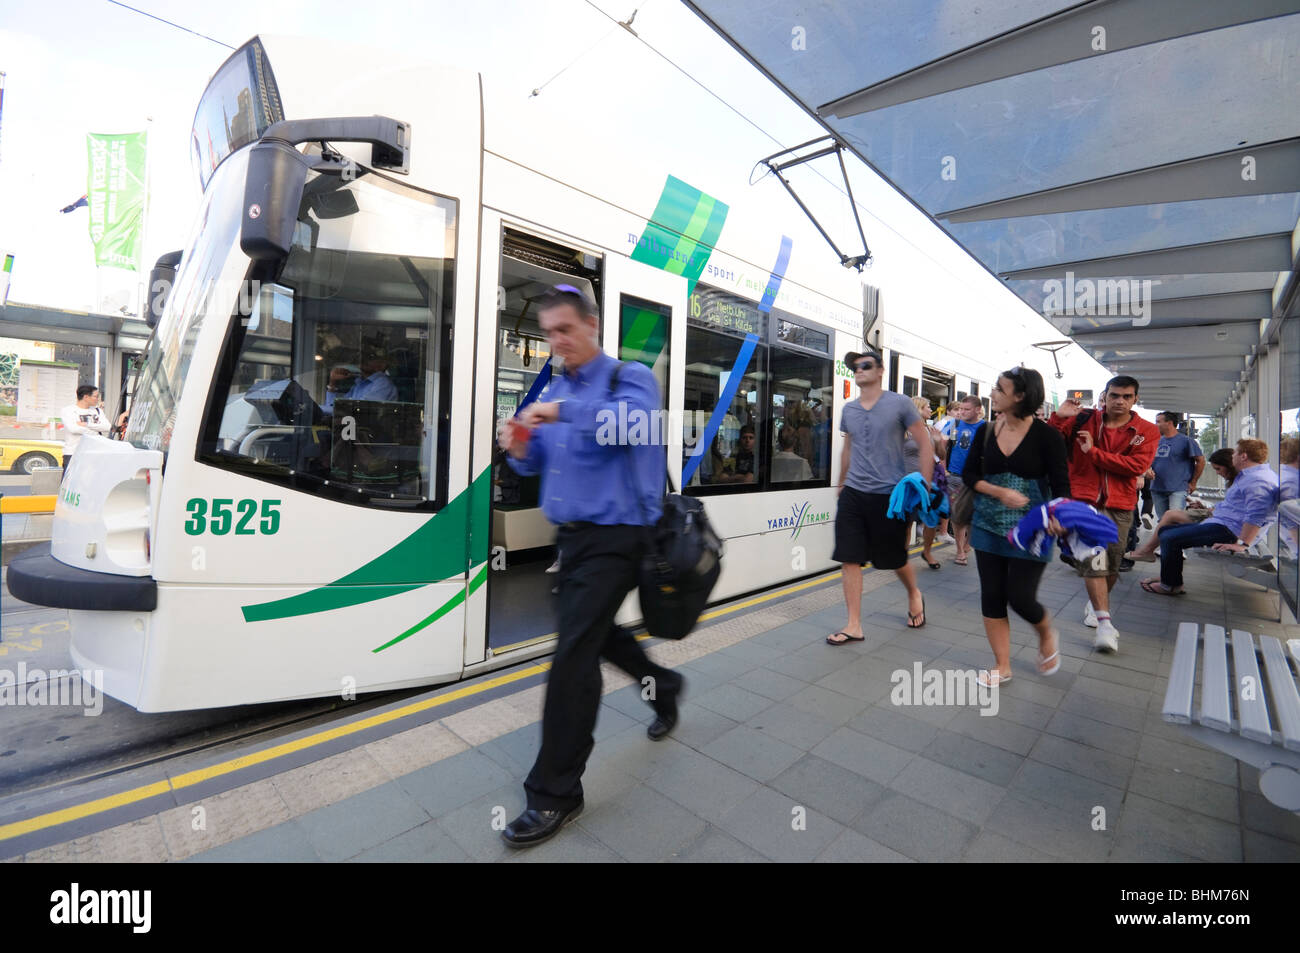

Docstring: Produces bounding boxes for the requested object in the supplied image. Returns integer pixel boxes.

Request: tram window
[620,295,670,407]
[902,376,919,398]
[683,324,766,494]
[197,169,456,510]
[769,346,831,486]
[493,244,602,509]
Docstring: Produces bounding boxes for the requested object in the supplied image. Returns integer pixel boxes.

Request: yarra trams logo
[766,500,830,539]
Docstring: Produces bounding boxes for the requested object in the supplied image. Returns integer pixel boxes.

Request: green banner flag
[87,131,147,269]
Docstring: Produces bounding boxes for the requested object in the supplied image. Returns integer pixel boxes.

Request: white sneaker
[1084,603,1098,628]
[938,533,956,544]
[1094,619,1119,653]
[545,558,561,574]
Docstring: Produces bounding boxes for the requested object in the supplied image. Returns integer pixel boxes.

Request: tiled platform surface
[11,551,1300,863]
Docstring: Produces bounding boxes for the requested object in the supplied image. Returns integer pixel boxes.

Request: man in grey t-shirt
[828,350,935,644]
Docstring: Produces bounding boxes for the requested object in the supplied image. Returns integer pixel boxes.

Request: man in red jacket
[1048,376,1159,654]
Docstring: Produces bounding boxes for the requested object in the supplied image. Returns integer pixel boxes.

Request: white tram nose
[6,437,162,708]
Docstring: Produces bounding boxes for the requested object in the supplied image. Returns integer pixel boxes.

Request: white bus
[8,35,1058,711]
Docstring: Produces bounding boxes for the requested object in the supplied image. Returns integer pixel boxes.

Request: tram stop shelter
[684,0,1300,618]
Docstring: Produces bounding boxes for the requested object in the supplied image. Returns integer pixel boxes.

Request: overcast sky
[0,0,1112,395]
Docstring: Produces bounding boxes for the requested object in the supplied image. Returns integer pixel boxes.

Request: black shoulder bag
[610,362,723,640]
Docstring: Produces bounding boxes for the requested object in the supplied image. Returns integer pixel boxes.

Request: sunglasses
[853,360,878,371]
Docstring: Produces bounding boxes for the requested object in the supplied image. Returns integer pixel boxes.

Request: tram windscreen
[191,38,284,192]
[195,167,458,511]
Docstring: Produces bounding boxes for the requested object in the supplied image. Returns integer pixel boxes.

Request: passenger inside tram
[772,425,814,482]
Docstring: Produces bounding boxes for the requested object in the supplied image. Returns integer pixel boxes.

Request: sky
[0,0,1114,397]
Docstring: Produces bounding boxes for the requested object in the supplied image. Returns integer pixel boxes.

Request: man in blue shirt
[322,355,398,412]
[1148,412,1204,516]
[1142,438,1278,595]
[497,285,683,848]
[944,395,984,566]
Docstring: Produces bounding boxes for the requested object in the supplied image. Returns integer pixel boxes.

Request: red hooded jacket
[1047,408,1159,511]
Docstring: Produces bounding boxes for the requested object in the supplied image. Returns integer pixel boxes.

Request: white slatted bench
[1163,623,1300,812]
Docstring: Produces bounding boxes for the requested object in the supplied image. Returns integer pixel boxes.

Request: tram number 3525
[184,498,282,535]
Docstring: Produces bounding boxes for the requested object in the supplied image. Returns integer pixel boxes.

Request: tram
[9,35,1076,710]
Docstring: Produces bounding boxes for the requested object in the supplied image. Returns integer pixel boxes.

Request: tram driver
[323,352,398,412]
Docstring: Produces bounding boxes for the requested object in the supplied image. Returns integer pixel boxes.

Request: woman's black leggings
[974,550,1049,624]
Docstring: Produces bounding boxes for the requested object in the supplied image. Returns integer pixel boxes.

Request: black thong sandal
[924,558,941,570]
[906,596,926,629]
[826,631,865,646]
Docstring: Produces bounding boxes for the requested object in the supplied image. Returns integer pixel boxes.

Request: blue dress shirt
[506,352,664,527]
[324,371,398,411]
[1205,463,1279,536]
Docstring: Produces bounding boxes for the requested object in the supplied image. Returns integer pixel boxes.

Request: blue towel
[1007,498,1119,559]
[887,472,948,528]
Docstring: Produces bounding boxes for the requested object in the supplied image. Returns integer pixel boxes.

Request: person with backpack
[944,395,984,566]
[1048,377,1159,653]
[497,285,684,848]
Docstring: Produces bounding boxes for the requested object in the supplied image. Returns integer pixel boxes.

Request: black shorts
[832,486,908,570]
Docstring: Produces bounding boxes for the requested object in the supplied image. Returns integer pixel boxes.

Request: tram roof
[684,0,1300,416]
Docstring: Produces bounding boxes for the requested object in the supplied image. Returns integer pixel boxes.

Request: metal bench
[1162,623,1300,812]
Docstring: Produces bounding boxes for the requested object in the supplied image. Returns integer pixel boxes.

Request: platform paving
[10,546,1300,863]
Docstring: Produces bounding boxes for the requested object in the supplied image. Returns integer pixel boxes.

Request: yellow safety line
[0,495,56,514]
[0,539,943,842]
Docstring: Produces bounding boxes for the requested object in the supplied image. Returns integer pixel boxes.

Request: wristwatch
[1236,538,1247,547]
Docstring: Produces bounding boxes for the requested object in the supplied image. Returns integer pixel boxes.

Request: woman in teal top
[962,367,1071,687]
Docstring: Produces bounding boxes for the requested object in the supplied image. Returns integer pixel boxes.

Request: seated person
[720,424,758,484]
[771,426,813,482]
[324,354,397,412]
[1281,436,1299,559]
[1127,448,1236,560]
[687,434,727,487]
[1140,439,1278,595]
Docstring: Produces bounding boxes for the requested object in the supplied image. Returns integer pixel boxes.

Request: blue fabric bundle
[1007,498,1119,560]
[887,472,949,528]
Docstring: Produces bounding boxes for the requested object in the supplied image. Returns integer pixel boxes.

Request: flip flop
[826,631,865,646]
[977,669,1011,688]
[924,559,941,570]
[906,595,926,629]
[1125,551,1157,562]
[953,554,968,566]
[1037,631,1061,675]
[1140,578,1184,596]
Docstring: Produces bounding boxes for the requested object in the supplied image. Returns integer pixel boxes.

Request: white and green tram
[11,35,888,710]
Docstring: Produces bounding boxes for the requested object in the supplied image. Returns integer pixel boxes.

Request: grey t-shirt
[841,391,922,494]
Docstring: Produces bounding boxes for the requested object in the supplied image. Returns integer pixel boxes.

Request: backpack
[609,362,723,640]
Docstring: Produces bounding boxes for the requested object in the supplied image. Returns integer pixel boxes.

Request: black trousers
[524,522,676,811]
[974,549,1049,624]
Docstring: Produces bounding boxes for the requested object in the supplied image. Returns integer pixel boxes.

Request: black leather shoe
[500,802,583,849]
[647,673,685,741]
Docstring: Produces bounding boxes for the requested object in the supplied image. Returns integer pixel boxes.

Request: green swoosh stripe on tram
[241,467,493,623]
[373,563,490,653]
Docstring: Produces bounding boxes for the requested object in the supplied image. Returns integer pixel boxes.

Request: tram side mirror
[147,250,183,329]
[241,140,310,264]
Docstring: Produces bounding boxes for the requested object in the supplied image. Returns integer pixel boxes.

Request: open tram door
[474,226,684,659]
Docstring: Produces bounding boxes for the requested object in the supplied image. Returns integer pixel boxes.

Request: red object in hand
[508,418,532,445]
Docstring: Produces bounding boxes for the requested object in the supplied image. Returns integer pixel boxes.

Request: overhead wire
[104,0,235,50]
[577,0,1011,282]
